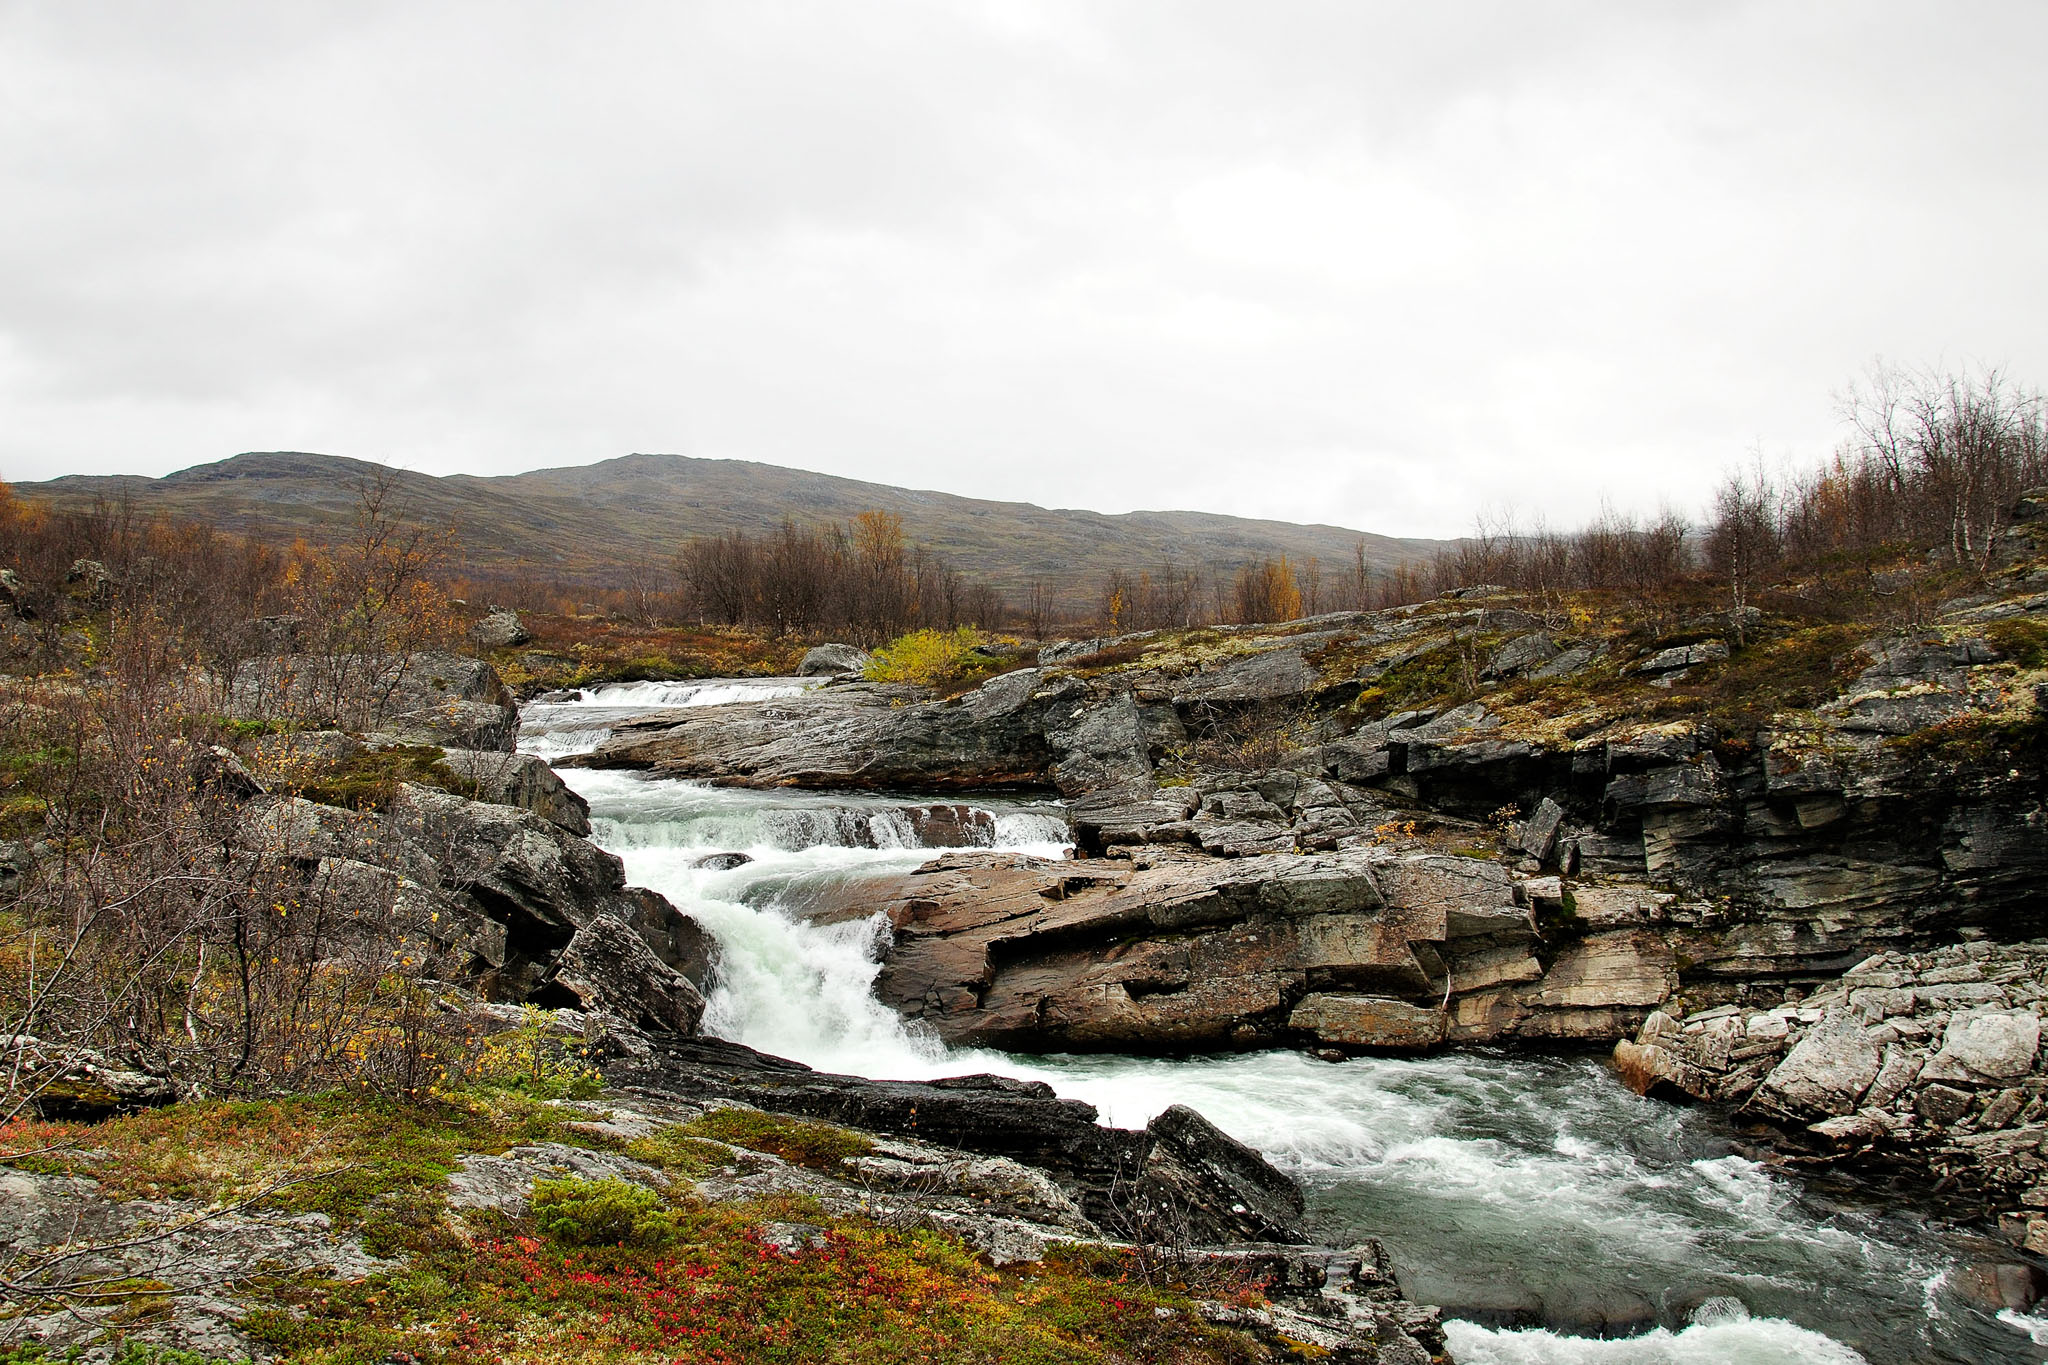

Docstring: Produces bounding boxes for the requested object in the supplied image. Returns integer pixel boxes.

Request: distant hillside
[13,451,1447,604]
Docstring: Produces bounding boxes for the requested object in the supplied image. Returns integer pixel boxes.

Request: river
[523,681,2048,1365]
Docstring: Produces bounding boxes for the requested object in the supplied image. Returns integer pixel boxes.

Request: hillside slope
[15,451,1445,600]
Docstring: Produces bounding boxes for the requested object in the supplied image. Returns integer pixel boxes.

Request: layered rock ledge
[795,846,1693,1051]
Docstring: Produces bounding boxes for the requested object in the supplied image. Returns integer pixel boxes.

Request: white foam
[1444,1309,1869,1365]
[526,725,2004,1364]
[572,678,817,708]
[1998,1309,2048,1344]
[561,767,1069,1077]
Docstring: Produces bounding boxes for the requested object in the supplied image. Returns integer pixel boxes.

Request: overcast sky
[2,2,2042,538]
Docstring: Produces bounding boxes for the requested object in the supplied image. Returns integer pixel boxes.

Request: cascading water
[571,769,1067,1076]
[522,689,2047,1365]
[518,677,819,760]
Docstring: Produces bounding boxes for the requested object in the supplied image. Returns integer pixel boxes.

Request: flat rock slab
[1759,1009,1882,1116]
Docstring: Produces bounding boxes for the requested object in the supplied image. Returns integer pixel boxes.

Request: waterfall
[518,676,819,760]
[565,769,1066,1078]
[572,678,819,708]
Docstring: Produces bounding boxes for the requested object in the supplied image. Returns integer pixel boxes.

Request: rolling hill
[12,451,1448,605]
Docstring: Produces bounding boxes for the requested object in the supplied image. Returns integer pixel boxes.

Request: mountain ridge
[13,450,1448,602]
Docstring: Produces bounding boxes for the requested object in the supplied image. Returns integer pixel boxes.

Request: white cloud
[1,0,2042,537]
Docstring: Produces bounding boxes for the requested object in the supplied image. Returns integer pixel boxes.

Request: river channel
[523,681,2048,1365]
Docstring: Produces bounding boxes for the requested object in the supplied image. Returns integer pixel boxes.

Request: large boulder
[371,652,521,751]
[798,643,869,677]
[0,567,28,619]
[471,607,531,650]
[64,558,114,607]
[542,914,706,1034]
[439,748,591,836]
[1924,1008,2041,1083]
[1133,1104,1306,1245]
[1755,1009,1881,1117]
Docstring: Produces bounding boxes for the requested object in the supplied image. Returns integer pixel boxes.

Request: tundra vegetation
[0,476,1308,1364]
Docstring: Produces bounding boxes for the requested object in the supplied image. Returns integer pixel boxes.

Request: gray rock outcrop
[1614,940,2048,1249]
[798,643,869,677]
[439,746,592,835]
[471,607,531,649]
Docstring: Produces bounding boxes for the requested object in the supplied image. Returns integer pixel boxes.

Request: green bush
[863,628,1007,691]
[458,1007,603,1100]
[529,1176,679,1247]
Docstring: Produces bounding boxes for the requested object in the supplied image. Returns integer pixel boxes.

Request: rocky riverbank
[5,1017,1448,1364]
[4,646,1452,1363]
[1615,938,2048,1245]
[579,567,2044,1064]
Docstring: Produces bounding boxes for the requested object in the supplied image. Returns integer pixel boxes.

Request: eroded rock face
[802,846,1678,1051]
[603,1036,1331,1257]
[227,776,712,1023]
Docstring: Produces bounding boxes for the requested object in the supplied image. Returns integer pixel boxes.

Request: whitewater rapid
[522,684,2047,1365]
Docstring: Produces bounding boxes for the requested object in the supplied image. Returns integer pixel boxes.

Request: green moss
[1985,618,2048,670]
[291,744,480,811]
[1689,625,1867,733]
[625,1125,734,1177]
[677,1108,874,1171]
[1884,710,2048,778]
[1349,639,1480,716]
[3,1092,583,1255]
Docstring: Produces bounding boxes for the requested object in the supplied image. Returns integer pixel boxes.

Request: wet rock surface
[1614,939,2048,1248]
